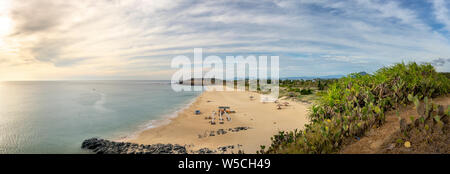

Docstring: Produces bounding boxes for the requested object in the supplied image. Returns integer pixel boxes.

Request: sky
[0,0,449,80]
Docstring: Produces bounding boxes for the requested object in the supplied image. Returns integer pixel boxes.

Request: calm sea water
[0,81,200,154]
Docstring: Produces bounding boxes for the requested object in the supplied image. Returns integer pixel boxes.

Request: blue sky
[0,0,449,80]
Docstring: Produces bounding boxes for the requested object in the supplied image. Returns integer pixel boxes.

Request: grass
[279,79,337,103]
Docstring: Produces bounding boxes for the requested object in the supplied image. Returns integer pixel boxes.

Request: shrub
[263,62,449,154]
[300,88,312,95]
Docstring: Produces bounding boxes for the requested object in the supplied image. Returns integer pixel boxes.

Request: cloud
[428,58,450,67]
[431,0,450,32]
[9,0,70,35]
[1,0,450,80]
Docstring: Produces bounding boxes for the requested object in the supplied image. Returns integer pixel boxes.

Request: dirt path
[340,95,450,154]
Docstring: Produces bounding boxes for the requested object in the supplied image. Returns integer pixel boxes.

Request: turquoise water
[0,81,200,154]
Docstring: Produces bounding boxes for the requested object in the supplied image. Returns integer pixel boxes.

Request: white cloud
[0,0,449,80]
[432,0,450,31]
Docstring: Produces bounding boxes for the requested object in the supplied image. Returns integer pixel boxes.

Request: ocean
[0,81,201,154]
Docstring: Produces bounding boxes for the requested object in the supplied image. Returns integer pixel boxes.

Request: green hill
[261,62,449,154]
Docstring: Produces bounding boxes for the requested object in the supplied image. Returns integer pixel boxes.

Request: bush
[300,88,312,95]
[317,81,327,90]
[262,62,449,154]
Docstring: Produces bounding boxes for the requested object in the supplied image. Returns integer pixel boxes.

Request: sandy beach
[126,87,311,153]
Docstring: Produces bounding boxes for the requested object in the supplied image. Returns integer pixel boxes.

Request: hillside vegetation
[261,62,449,154]
[378,96,449,153]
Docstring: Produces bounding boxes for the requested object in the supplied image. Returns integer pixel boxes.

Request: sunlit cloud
[0,0,449,80]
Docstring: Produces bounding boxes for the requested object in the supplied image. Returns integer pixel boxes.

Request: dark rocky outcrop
[190,144,243,154]
[198,126,251,139]
[82,138,245,154]
[192,148,216,154]
[81,138,187,154]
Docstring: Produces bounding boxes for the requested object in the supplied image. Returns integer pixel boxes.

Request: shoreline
[125,88,311,153]
[116,92,202,141]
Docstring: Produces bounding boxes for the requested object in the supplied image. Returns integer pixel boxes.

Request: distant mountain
[282,72,371,80]
[177,73,368,82]
[281,74,344,80]
[357,71,368,76]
